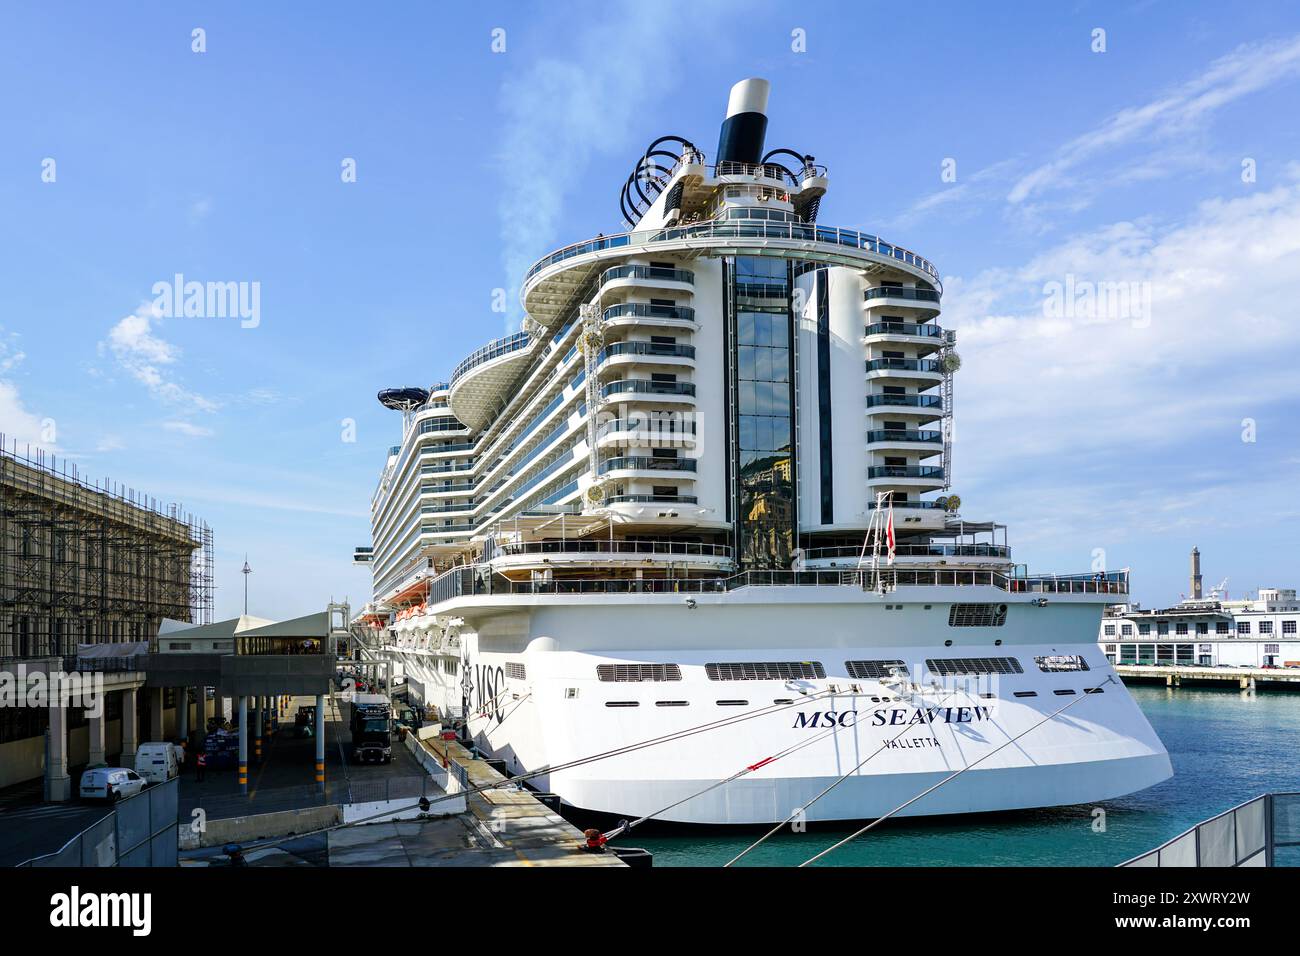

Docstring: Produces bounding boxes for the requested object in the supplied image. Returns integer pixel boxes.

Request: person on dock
[196,751,207,782]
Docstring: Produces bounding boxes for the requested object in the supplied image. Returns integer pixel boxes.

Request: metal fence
[1120,792,1300,867]
[19,778,178,867]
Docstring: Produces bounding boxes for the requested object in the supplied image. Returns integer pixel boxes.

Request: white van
[134,742,180,784]
[80,767,146,802]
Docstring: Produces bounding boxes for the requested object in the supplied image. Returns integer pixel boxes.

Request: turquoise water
[631,685,1300,866]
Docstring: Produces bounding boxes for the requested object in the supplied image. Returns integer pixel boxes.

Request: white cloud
[0,380,48,448]
[1008,34,1300,205]
[944,174,1300,541]
[0,330,48,448]
[494,5,731,325]
[102,305,219,412]
[162,420,215,438]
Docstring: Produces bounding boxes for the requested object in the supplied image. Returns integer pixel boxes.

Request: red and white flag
[886,502,896,565]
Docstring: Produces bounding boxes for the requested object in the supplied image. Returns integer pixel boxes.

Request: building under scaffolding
[0,435,213,658]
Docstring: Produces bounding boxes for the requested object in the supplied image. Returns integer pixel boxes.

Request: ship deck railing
[422,565,1129,605]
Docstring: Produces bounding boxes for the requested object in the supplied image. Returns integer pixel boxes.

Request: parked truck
[347,692,393,763]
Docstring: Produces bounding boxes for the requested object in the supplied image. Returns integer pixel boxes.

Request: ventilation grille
[706,661,825,681]
[597,663,682,683]
[505,662,526,680]
[1035,655,1090,673]
[845,660,909,680]
[926,657,1023,676]
[948,603,1009,627]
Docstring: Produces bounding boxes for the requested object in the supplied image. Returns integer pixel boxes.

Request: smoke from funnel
[716,78,770,165]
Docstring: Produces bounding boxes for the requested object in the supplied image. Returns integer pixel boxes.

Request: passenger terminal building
[1098,549,1299,668]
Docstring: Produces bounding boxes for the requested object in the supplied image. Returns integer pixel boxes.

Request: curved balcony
[868,465,945,480]
[601,379,697,403]
[606,494,699,505]
[863,286,941,317]
[448,331,537,431]
[864,286,940,303]
[864,322,945,351]
[865,358,942,384]
[866,429,943,455]
[598,456,698,477]
[603,303,696,323]
[598,340,696,375]
[600,265,695,296]
[600,341,695,361]
[522,220,941,328]
[596,416,697,449]
[865,394,942,410]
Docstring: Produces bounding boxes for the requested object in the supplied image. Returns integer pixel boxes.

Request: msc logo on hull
[793,705,994,729]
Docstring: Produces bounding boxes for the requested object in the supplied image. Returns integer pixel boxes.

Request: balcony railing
[450,331,532,387]
[419,566,1128,604]
[599,456,697,474]
[866,429,942,444]
[496,539,729,558]
[603,303,696,322]
[864,287,941,303]
[601,265,695,285]
[803,544,1011,560]
[868,465,945,480]
[600,341,696,361]
[865,322,944,338]
[866,358,941,373]
[596,417,697,439]
[607,494,698,505]
[602,380,697,398]
[524,221,941,289]
[866,394,943,409]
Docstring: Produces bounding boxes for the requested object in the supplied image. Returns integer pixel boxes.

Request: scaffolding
[0,434,213,660]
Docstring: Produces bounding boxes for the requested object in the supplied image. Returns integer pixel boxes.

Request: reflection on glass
[733,257,795,570]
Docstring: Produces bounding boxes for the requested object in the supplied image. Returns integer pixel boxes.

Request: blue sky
[2,1,1298,619]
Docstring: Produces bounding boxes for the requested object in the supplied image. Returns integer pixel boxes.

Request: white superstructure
[356,80,1171,825]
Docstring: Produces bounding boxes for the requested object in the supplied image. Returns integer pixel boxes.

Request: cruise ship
[353,80,1172,825]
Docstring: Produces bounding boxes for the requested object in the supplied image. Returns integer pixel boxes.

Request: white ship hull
[376,587,1172,825]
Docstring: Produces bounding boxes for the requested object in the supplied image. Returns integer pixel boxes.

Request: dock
[1116,664,1300,690]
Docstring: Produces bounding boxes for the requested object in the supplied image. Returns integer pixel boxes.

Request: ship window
[716,700,749,706]
[845,660,909,680]
[947,604,1008,627]
[1035,655,1090,673]
[604,701,640,708]
[655,701,689,707]
[773,698,794,704]
[596,663,682,682]
[506,662,526,680]
[1084,687,1105,694]
[926,657,1023,676]
[706,661,825,681]
[1013,691,1038,698]
[1053,689,1076,696]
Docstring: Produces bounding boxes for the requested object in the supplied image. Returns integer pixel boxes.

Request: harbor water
[632,685,1300,866]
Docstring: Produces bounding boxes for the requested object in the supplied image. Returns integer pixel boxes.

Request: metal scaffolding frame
[0,434,212,660]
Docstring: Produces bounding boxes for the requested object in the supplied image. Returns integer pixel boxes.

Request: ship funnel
[716,78,770,166]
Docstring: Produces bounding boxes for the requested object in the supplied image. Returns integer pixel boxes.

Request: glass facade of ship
[728,255,796,569]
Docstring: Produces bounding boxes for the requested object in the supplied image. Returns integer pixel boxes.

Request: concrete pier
[1116,664,1300,690]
